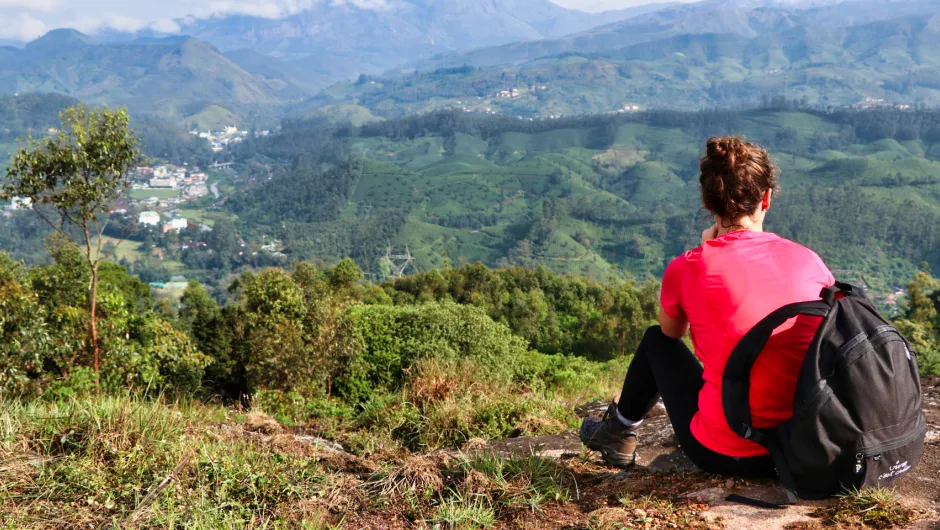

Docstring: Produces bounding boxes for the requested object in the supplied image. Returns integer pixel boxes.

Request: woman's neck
[714,215,763,237]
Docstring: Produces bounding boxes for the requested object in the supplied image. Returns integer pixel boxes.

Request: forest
[6,103,940,305]
[3,240,938,403]
[195,105,940,305]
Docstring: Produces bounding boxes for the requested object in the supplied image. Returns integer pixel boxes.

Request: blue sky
[0,0,688,42]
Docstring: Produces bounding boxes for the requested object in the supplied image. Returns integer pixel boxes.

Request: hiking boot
[579,403,638,468]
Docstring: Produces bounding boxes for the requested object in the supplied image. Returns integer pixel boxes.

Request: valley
[3,1,940,528]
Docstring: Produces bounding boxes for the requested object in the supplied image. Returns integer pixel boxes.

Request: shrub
[344,301,533,396]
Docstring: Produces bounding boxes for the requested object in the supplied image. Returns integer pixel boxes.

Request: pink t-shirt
[661,230,835,457]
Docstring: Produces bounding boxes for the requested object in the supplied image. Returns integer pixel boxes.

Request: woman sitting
[580,136,835,477]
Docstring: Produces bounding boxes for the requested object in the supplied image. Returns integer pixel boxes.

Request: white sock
[614,407,643,429]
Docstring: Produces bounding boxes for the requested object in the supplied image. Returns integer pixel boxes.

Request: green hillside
[0,93,212,167]
[0,31,303,124]
[221,107,940,306]
[305,14,940,119]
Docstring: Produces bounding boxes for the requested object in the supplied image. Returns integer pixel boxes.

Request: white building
[9,197,32,210]
[138,211,161,227]
[149,177,177,189]
[162,218,188,233]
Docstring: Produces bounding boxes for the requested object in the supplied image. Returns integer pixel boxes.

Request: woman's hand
[701,224,718,245]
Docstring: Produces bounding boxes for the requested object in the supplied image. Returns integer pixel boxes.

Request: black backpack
[722,282,927,502]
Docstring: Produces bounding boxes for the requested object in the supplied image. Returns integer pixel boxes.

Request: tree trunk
[90,266,100,388]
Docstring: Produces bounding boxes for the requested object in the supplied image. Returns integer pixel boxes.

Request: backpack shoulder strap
[722,299,831,443]
[722,297,833,503]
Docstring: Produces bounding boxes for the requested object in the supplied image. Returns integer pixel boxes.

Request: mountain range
[127,0,667,91]
[0,30,304,128]
[406,0,940,71]
[3,0,940,126]
[303,1,940,118]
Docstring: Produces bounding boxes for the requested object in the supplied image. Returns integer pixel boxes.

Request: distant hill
[302,6,940,118]
[0,92,212,166]
[149,0,663,90]
[223,49,330,95]
[0,92,78,143]
[225,107,940,300]
[0,30,306,125]
[409,0,940,70]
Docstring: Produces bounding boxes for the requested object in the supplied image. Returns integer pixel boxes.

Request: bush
[344,301,535,397]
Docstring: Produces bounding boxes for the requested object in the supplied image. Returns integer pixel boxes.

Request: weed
[432,492,497,530]
[452,452,575,511]
[806,487,924,529]
[365,454,446,500]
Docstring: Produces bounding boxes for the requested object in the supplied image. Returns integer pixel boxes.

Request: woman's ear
[762,189,773,211]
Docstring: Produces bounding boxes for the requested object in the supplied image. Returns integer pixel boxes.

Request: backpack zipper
[840,327,906,369]
[839,326,896,355]
[858,423,928,456]
[855,424,927,476]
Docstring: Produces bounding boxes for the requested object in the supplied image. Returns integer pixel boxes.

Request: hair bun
[699,136,777,221]
[706,136,749,168]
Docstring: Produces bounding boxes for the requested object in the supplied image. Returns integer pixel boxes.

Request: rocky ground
[476,377,940,530]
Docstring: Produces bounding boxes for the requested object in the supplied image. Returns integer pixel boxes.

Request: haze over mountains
[0,30,301,128]
[0,0,939,126]
[409,0,940,70]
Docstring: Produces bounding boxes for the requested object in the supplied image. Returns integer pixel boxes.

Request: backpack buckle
[742,424,765,444]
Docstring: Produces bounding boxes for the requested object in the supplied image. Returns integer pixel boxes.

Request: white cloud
[0,0,58,12]
[70,12,147,33]
[191,0,391,20]
[0,12,48,40]
[2,0,648,42]
[551,0,694,12]
[150,18,181,33]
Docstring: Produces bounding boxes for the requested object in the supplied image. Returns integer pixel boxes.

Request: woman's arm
[659,302,690,339]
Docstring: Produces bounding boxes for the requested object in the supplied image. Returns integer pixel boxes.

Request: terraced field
[232,109,940,300]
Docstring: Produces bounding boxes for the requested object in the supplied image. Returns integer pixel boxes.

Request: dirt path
[479,378,940,530]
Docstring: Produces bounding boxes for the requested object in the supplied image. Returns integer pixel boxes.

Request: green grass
[303,103,381,126]
[130,189,181,200]
[184,105,239,131]
[0,342,627,528]
[801,487,926,529]
[95,236,146,263]
[177,209,238,226]
[0,395,337,529]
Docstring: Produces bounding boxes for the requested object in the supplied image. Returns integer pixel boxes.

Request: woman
[580,136,835,477]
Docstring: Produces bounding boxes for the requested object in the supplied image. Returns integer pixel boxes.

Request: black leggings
[617,326,776,478]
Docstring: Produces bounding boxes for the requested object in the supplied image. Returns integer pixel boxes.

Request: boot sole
[601,448,637,468]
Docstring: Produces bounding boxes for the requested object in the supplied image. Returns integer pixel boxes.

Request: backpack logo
[879,460,912,481]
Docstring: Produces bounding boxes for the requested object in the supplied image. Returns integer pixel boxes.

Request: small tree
[2,105,140,387]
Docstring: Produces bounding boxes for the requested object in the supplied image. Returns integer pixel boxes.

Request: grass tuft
[432,491,497,530]
[365,454,447,499]
[453,452,575,510]
[804,487,925,529]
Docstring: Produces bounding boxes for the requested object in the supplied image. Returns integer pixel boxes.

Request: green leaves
[894,270,940,375]
[3,105,139,224]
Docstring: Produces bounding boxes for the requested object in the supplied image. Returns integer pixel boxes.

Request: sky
[0,0,688,42]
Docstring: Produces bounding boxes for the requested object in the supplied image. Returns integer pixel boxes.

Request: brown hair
[699,136,778,221]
